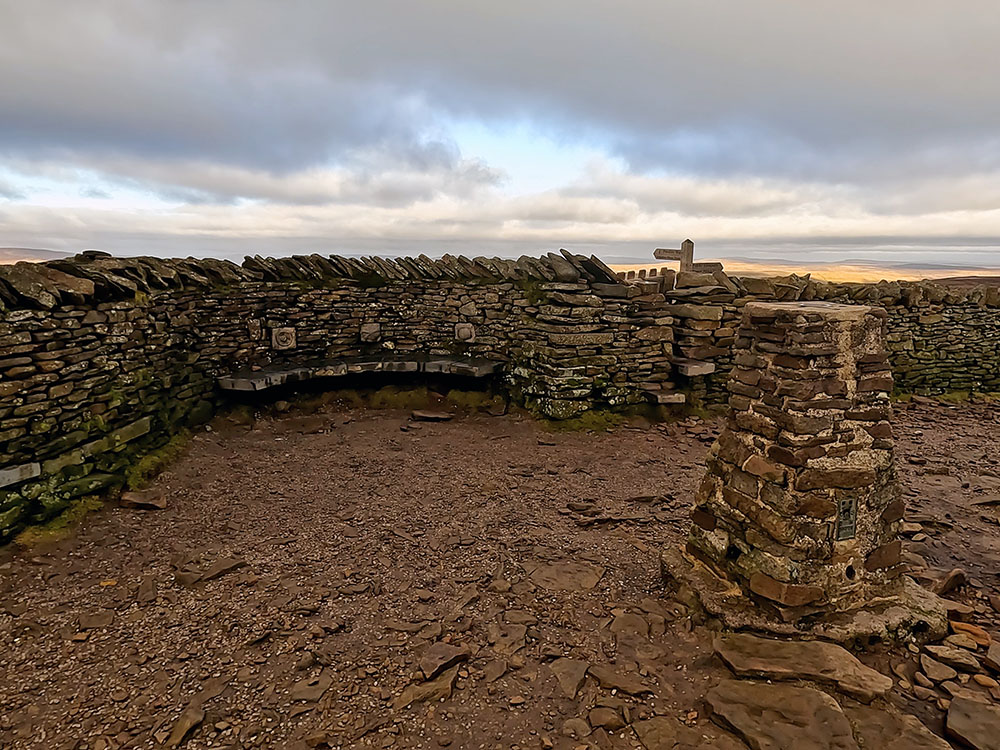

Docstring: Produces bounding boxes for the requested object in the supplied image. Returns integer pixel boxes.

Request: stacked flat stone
[0,252,685,541]
[671,273,1000,401]
[687,301,904,617]
[667,268,737,363]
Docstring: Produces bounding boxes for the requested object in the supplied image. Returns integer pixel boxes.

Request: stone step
[672,357,716,377]
[639,384,687,405]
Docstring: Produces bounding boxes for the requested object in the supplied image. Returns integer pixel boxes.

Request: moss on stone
[444,388,506,412]
[516,279,546,305]
[368,386,433,410]
[124,430,191,490]
[14,494,105,548]
[937,390,972,403]
[540,409,628,433]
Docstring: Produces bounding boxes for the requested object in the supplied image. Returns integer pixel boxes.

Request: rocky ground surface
[2,396,1000,749]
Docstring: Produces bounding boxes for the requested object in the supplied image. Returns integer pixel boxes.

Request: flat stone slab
[672,356,716,377]
[946,696,1000,750]
[925,644,981,672]
[846,706,951,750]
[744,300,873,322]
[218,355,503,392]
[706,679,859,750]
[714,633,893,702]
[632,715,746,749]
[528,561,604,591]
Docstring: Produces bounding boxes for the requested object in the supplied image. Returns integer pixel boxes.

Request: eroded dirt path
[1,398,999,749]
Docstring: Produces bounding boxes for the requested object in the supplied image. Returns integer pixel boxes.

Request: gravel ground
[1,396,999,749]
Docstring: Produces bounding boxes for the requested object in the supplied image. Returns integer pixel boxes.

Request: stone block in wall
[670,304,724,321]
[0,462,41,489]
[359,322,381,342]
[271,327,296,350]
[455,323,476,343]
[676,271,719,289]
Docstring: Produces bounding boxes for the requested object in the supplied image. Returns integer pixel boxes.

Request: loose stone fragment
[393,665,460,710]
[290,671,333,702]
[200,557,246,581]
[410,410,453,422]
[951,621,991,648]
[588,707,624,730]
[528,561,604,591]
[483,660,507,683]
[166,706,205,748]
[420,642,469,680]
[983,642,1000,672]
[79,610,115,630]
[920,654,958,683]
[945,633,980,651]
[120,489,168,510]
[549,658,590,699]
[924,644,981,672]
[587,664,652,695]
[609,612,649,637]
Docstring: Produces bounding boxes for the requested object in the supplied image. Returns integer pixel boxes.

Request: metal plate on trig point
[836,496,857,541]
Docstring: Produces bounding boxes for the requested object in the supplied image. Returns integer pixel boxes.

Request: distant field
[611,259,1000,284]
[0,247,67,264]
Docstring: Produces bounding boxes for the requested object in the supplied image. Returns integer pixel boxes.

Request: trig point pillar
[664,301,946,640]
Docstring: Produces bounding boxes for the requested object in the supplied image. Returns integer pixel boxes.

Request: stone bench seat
[217,354,504,392]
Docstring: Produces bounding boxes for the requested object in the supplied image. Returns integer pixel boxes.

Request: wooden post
[680,239,694,272]
[653,239,695,271]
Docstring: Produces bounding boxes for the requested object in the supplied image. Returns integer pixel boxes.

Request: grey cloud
[36,148,503,207]
[2,1,999,183]
[0,0,998,263]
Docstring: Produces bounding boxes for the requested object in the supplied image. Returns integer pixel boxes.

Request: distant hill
[0,247,68,264]
[931,276,1000,288]
[611,258,1000,284]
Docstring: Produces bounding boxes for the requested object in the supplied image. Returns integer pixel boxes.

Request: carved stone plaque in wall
[271,327,296,350]
[455,323,476,343]
[360,322,381,342]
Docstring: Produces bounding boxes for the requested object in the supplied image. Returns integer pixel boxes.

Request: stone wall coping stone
[744,301,875,321]
[0,252,630,312]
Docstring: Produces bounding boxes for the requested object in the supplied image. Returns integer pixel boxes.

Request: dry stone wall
[631,269,1000,402]
[0,251,678,541]
[2,249,997,543]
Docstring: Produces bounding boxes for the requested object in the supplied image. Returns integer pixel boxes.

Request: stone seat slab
[218,354,503,392]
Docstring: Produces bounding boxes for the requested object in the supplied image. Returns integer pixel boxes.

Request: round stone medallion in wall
[455,323,476,342]
[271,327,296,350]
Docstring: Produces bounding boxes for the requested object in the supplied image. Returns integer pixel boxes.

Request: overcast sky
[1,1,998,265]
